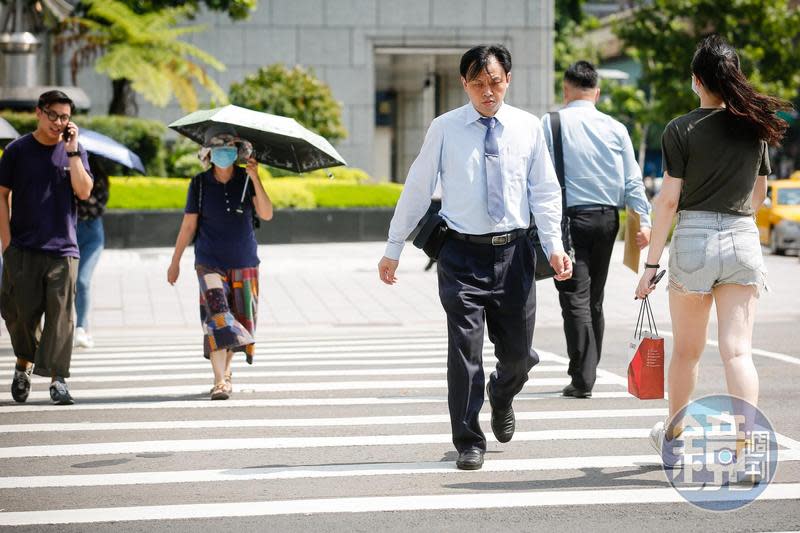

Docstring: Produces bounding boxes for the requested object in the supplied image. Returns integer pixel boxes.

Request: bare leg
[666,289,713,439]
[210,349,227,387]
[224,350,233,377]
[713,284,759,406]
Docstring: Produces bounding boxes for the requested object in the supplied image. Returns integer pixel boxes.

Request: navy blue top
[0,133,92,258]
[185,166,259,270]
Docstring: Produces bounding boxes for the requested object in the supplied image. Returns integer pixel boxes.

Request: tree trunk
[108,79,138,116]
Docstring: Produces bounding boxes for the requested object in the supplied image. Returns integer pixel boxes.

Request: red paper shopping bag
[627,297,665,399]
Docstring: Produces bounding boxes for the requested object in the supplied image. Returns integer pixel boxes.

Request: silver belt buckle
[491,234,509,246]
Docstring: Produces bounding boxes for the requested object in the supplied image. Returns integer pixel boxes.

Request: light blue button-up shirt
[541,100,651,227]
[384,102,564,261]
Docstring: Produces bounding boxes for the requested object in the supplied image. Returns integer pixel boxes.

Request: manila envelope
[623,208,641,273]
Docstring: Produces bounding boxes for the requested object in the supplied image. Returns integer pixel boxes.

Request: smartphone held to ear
[62,127,73,144]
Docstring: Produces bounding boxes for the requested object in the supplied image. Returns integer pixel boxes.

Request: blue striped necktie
[479,116,504,223]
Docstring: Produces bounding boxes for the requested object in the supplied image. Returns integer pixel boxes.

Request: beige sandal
[223,372,233,394]
[210,382,229,400]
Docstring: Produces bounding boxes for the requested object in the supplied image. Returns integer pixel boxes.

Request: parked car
[756,178,800,255]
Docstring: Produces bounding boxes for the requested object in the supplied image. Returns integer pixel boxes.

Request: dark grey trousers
[0,246,78,378]
[437,235,539,452]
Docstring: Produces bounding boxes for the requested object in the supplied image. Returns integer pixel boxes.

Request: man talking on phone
[0,90,93,405]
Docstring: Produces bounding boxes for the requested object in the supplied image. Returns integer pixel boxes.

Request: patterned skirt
[196,265,258,363]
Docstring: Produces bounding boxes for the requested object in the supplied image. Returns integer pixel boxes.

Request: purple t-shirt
[0,133,92,258]
[185,166,259,270]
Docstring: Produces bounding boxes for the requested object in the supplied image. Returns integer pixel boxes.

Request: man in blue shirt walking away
[541,61,652,399]
[378,44,572,470]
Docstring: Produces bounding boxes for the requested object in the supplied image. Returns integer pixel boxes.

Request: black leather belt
[449,228,527,246]
[566,204,617,215]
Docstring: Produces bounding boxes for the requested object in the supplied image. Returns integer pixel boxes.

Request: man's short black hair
[37,90,75,114]
[460,44,512,81]
[564,61,599,89]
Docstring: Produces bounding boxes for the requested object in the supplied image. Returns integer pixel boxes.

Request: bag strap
[634,297,659,339]
[547,111,567,209]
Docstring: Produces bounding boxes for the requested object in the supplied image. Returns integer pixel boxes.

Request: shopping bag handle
[634,297,659,339]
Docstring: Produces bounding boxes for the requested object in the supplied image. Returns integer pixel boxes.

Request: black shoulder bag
[530,111,573,280]
[412,198,448,260]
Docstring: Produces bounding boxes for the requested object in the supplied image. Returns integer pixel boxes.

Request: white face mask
[691,77,701,97]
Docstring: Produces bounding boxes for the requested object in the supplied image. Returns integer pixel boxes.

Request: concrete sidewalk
[71,241,800,338]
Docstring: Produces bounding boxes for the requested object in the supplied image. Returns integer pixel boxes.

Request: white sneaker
[650,420,685,468]
[74,327,94,349]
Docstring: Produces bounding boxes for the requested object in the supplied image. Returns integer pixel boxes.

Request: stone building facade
[78,0,555,181]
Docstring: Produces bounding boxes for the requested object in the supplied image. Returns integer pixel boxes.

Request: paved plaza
[0,242,798,531]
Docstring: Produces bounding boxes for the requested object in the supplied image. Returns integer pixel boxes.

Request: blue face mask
[210,147,238,168]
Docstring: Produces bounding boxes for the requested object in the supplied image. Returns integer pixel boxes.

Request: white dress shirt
[384,102,564,261]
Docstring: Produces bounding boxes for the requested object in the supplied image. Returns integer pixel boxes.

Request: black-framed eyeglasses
[39,106,71,124]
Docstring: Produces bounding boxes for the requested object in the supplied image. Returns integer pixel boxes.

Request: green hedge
[0,112,167,175]
[107,176,402,210]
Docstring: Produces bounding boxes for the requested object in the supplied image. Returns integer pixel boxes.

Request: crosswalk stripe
[2,358,559,373]
[0,407,669,433]
[0,391,635,413]
[2,483,799,525]
[59,365,568,383]
[0,428,653,458]
[21,376,618,400]
[4,451,799,490]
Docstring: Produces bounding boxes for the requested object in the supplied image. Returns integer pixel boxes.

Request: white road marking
[1,484,799,525]
[0,428,652,458]
[20,376,617,400]
[59,365,567,383]
[0,391,635,413]
[4,451,800,489]
[0,407,668,433]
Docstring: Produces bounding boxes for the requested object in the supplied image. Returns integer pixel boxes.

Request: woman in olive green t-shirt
[635,35,792,479]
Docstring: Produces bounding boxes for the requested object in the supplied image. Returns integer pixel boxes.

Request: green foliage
[106,171,401,210]
[597,80,651,150]
[615,0,800,128]
[308,183,402,208]
[58,0,228,112]
[229,64,347,143]
[0,112,168,175]
[117,0,257,20]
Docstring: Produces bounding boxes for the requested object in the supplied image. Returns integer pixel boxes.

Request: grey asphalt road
[0,242,798,532]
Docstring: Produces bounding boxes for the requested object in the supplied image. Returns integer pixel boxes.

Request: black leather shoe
[562,384,592,398]
[456,448,484,470]
[486,382,515,443]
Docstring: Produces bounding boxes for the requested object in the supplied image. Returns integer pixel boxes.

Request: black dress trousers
[554,207,620,391]
[437,234,539,452]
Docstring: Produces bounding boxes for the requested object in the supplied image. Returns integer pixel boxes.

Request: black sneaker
[49,378,74,405]
[11,366,32,403]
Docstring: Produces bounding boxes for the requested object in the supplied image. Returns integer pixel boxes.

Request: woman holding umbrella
[167,124,273,400]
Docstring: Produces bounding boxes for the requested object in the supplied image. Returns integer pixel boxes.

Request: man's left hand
[549,251,573,281]
[636,227,651,249]
[64,122,79,152]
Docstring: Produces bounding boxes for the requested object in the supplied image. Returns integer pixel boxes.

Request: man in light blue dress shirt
[541,61,652,399]
[377,45,572,471]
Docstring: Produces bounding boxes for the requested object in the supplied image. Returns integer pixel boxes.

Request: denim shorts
[668,211,767,295]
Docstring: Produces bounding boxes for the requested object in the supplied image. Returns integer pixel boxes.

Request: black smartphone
[649,269,666,288]
[62,127,73,144]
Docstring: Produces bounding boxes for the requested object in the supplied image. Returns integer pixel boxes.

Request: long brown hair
[691,34,792,146]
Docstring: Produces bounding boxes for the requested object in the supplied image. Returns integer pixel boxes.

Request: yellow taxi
[756,176,800,255]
